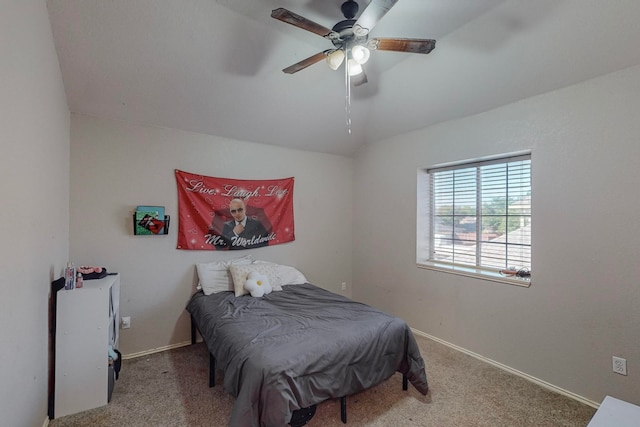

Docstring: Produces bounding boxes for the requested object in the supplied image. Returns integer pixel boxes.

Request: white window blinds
[424,154,531,273]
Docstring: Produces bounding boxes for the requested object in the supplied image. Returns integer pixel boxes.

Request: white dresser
[54,274,120,418]
[586,395,640,427]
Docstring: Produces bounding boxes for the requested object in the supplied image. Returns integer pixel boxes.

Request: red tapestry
[175,170,295,250]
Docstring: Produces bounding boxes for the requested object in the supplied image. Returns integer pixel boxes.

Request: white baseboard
[411,328,600,409]
[42,417,49,427]
[122,340,192,360]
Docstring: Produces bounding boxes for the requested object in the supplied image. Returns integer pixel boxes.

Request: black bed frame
[190,314,408,425]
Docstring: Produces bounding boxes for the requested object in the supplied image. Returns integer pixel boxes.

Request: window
[417,152,531,285]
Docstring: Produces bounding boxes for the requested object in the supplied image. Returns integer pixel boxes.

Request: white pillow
[196,255,253,295]
[228,254,253,266]
[252,260,308,287]
[229,263,280,297]
[276,264,308,286]
[196,263,229,295]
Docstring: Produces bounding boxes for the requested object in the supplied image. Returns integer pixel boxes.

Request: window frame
[416,151,532,287]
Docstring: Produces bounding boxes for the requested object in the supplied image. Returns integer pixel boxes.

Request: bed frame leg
[209,353,216,387]
[190,315,196,345]
[340,396,347,424]
[402,374,408,391]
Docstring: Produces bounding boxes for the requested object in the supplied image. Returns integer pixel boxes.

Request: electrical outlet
[121,316,131,329]
[612,356,627,375]
[341,282,347,291]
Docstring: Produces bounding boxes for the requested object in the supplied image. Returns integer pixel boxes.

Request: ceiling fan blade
[282,51,329,74]
[369,38,436,54]
[353,0,399,36]
[271,8,336,38]
[351,68,368,87]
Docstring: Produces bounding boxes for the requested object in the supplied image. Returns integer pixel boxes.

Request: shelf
[132,214,170,235]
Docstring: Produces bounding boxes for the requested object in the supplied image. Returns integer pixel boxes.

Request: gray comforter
[186,283,429,427]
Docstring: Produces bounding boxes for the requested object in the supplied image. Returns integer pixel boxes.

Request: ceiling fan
[271,0,436,87]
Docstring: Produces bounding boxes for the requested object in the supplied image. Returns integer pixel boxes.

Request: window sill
[416,261,532,288]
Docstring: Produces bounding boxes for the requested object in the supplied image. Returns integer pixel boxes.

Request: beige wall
[352,64,640,405]
[69,115,353,356]
[0,1,70,426]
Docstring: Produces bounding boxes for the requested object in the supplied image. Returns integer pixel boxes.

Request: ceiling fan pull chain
[345,50,352,134]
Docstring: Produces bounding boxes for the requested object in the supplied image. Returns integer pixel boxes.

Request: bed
[186,282,429,427]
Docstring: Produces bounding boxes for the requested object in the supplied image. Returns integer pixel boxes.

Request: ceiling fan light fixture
[351,44,370,64]
[272,0,436,133]
[326,49,345,70]
[347,58,363,76]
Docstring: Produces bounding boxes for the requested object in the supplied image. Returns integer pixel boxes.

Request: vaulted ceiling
[46,1,640,156]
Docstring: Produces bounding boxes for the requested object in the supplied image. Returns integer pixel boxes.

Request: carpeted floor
[49,335,597,426]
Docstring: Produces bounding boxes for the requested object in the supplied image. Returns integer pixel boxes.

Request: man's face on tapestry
[229,199,246,222]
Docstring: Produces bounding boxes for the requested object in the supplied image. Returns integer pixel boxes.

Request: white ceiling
[46,0,640,156]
